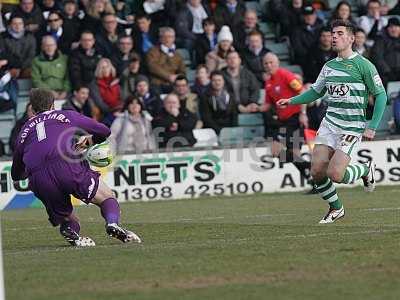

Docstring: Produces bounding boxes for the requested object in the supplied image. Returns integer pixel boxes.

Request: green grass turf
[3,185,400,300]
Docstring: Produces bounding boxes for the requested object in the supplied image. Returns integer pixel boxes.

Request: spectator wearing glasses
[37,11,73,55]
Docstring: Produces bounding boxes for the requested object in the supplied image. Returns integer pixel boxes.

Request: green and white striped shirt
[311,52,385,135]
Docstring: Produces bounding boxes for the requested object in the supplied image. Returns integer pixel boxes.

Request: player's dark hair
[331,19,356,35]
[30,88,55,113]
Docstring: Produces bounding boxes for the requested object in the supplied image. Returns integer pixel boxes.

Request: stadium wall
[1,140,400,210]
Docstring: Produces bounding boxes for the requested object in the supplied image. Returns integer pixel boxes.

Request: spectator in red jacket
[89,58,122,126]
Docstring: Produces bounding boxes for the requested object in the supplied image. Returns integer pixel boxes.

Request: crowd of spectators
[0,0,398,155]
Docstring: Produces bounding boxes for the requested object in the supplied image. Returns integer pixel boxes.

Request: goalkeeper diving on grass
[277,20,387,223]
[11,88,142,246]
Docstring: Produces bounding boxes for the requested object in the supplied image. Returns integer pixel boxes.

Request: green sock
[315,177,343,210]
[341,164,369,184]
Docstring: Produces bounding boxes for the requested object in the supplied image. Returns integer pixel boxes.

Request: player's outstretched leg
[92,180,142,243]
[59,214,96,247]
[340,159,375,191]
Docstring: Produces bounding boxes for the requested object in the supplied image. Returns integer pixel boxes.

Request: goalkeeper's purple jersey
[11,110,110,180]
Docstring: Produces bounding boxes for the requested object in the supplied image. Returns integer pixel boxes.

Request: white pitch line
[244,213,296,218]
[280,229,398,239]
[363,207,400,212]
[4,229,399,256]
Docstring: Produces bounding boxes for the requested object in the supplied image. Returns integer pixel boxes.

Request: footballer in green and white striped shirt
[277,20,387,224]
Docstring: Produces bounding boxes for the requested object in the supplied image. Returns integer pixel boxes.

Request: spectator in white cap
[205,25,235,72]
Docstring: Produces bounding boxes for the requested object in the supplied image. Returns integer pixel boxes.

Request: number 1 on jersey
[36,122,47,142]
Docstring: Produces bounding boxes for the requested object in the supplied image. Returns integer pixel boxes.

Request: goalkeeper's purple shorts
[28,159,100,226]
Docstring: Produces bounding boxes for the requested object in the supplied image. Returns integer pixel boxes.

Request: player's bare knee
[311,165,325,182]
[326,167,343,183]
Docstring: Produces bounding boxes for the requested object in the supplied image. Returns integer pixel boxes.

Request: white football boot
[60,226,96,247]
[362,159,376,192]
[319,206,345,224]
[106,223,142,243]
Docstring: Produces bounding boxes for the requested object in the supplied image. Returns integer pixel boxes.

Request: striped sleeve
[311,64,328,95]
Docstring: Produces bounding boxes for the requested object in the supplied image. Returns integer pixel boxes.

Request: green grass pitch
[3,186,400,300]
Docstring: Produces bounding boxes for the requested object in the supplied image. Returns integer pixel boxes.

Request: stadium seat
[187,69,196,84]
[387,81,400,100]
[266,42,290,61]
[219,126,265,146]
[259,22,276,40]
[0,111,15,121]
[193,128,218,147]
[16,96,29,119]
[245,1,262,15]
[376,103,393,135]
[17,79,32,97]
[176,48,191,66]
[0,117,14,147]
[285,65,303,75]
[384,15,400,23]
[258,89,265,104]
[238,113,264,126]
[54,99,66,110]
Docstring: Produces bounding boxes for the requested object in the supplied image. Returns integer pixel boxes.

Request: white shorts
[315,119,362,158]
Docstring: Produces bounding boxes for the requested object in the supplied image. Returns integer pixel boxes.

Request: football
[86,141,113,168]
